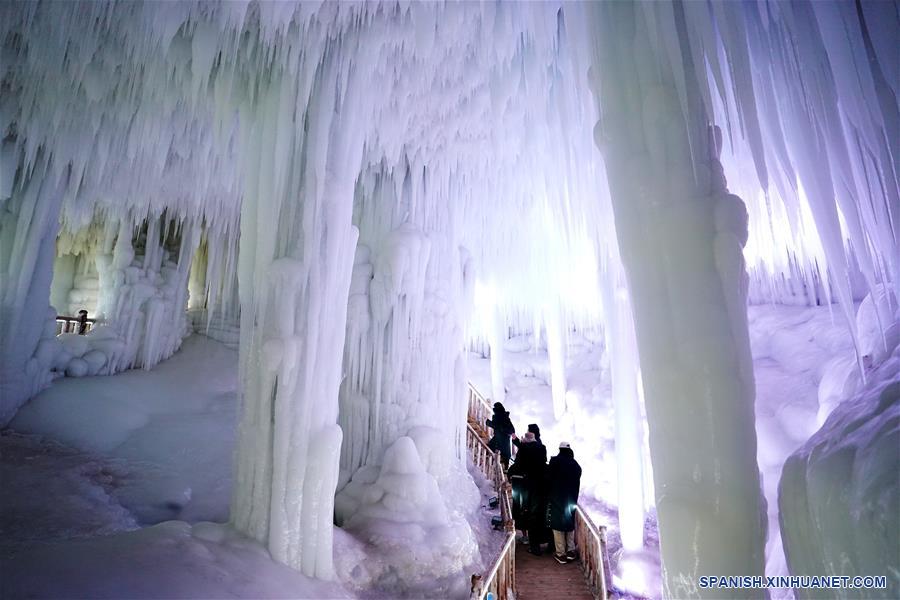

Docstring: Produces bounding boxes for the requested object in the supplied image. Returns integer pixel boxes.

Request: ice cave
[0,1,897,599]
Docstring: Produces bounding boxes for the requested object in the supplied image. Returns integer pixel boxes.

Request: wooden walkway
[516,546,596,600]
[467,382,607,600]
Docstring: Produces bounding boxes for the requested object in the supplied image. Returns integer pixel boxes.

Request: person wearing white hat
[547,441,582,563]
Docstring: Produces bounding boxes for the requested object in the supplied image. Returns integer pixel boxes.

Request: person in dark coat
[547,441,582,563]
[513,424,546,464]
[486,402,515,470]
[507,431,548,553]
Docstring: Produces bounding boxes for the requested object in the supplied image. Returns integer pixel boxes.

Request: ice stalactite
[0,150,67,424]
[584,2,766,596]
[338,162,475,476]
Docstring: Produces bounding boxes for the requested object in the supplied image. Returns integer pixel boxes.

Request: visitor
[513,423,546,463]
[485,402,515,470]
[509,431,549,555]
[547,441,582,564]
[77,309,89,335]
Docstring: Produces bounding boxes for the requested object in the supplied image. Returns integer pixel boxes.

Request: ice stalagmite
[585,2,766,597]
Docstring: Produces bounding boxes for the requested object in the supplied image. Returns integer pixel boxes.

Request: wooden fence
[56,315,96,335]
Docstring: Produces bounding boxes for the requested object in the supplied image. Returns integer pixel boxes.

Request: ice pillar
[230,41,364,580]
[487,302,506,405]
[0,150,65,425]
[606,284,646,551]
[585,3,766,597]
[544,300,568,420]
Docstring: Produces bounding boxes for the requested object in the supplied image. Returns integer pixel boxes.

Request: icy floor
[1,335,349,599]
[469,303,858,599]
[1,334,502,599]
[10,335,240,524]
[2,518,350,599]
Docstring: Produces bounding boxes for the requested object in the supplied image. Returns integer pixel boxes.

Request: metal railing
[467,381,614,600]
[56,315,96,335]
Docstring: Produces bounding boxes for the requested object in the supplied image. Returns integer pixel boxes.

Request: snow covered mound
[779,332,900,599]
[334,434,479,596]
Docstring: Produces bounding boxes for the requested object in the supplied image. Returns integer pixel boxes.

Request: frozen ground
[469,303,862,599]
[1,334,502,599]
[1,335,347,599]
[11,335,239,524]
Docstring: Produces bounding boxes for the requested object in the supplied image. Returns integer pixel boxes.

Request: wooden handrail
[56,315,97,335]
[471,528,516,600]
[466,388,517,600]
[575,505,613,599]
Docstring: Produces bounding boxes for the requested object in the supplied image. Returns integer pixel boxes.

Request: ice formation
[1,0,897,596]
[335,433,479,593]
[780,336,900,598]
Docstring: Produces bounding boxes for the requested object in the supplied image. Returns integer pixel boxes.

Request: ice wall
[779,336,899,598]
[339,163,474,476]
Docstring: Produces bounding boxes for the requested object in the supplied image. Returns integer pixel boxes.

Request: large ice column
[230,37,364,579]
[584,3,766,596]
[0,150,66,425]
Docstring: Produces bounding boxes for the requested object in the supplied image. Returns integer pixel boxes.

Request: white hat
[559,441,571,449]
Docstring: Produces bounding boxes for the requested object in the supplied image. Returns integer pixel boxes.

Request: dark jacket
[508,440,548,533]
[547,447,581,531]
[509,440,546,480]
[486,407,515,460]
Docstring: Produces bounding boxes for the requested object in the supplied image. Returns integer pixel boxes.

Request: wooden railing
[467,424,514,528]
[471,528,516,600]
[467,383,493,439]
[575,505,613,599]
[56,315,96,335]
[467,381,615,600]
[467,383,516,600]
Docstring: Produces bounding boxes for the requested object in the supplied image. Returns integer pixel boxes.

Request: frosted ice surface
[335,435,479,594]
[780,339,899,598]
